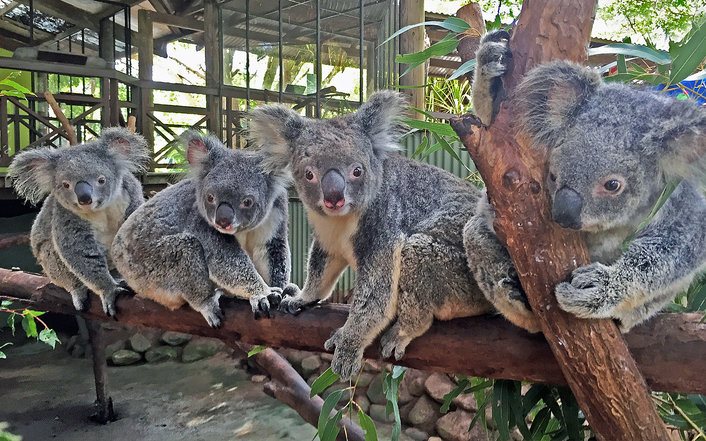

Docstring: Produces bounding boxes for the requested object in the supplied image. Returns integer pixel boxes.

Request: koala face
[186,132,284,235]
[248,90,407,218]
[516,61,706,233]
[9,128,149,211]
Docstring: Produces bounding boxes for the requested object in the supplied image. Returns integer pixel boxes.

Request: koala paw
[196,289,225,328]
[102,285,131,318]
[324,329,363,381]
[279,286,320,316]
[380,328,410,361]
[555,263,618,319]
[251,287,283,320]
[70,286,90,312]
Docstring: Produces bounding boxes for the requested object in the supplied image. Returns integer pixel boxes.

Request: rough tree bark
[2,268,706,395]
[450,1,670,440]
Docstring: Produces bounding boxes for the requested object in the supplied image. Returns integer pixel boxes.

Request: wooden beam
[137,9,155,149]
[145,10,204,31]
[1,268,705,395]
[398,0,425,118]
[451,1,670,439]
[203,0,221,136]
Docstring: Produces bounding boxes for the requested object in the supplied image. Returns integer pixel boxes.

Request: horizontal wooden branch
[0,232,30,249]
[1,268,705,394]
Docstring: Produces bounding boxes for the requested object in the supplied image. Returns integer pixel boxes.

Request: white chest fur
[78,193,130,251]
[235,209,282,283]
[307,210,359,270]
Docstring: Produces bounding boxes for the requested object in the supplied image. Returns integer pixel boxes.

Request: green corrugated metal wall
[287,131,476,299]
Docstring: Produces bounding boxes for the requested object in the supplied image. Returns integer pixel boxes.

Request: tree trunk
[450,1,670,439]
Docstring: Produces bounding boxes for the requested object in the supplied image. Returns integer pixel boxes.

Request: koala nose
[552,187,583,230]
[321,169,345,209]
[215,202,235,229]
[74,181,93,206]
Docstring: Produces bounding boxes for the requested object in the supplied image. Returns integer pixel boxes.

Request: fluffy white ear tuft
[248,104,305,173]
[8,147,57,205]
[355,90,408,157]
[101,127,150,173]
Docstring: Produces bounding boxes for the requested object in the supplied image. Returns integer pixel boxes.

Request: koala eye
[62,181,70,189]
[241,197,253,208]
[206,193,215,204]
[351,166,363,178]
[604,179,621,192]
[305,170,315,181]
[97,176,106,185]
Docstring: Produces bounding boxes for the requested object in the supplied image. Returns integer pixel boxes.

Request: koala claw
[267,287,283,309]
[380,332,408,361]
[254,298,271,320]
[70,287,90,312]
[499,276,531,311]
[325,329,363,380]
[202,307,224,328]
[102,285,130,318]
[279,294,320,316]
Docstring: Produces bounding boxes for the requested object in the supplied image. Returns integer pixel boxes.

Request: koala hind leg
[144,234,224,328]
[380,291,434,360]
[38,243,91,312]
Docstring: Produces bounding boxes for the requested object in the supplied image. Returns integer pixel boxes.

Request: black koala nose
[321,169,345,209]
[74,181,93,206]
[215,202,235,229]
[552,187,583,230]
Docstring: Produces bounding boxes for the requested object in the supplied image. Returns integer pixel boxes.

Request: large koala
[465,32,706,332]
[248,91,493,380]
[112,131,290,327]
[9,128,149,316]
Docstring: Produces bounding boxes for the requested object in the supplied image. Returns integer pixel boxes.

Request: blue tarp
[655,79,706,105]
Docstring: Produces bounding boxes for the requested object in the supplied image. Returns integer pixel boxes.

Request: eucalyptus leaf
[357,409,378,441]
[310,368,340,397]
[669,20,706,85]
[588,43,671,65]
[379,17,470,47]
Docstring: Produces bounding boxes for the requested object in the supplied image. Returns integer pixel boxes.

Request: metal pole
[246,0,250,109]
[315,0,321,118]
[359,0,364,103]
[278,0,283,103]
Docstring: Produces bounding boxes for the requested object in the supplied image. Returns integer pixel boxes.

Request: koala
[248,91,494,380]
[111,131,291,328]
[465,33,706,332]
[472,30,513,126]
[8,128,149,316]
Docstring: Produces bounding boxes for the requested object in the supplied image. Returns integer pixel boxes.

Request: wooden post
[450,1,670,439]
[86,319,115,423]
[99,17,115,129]
[398,0,425,118]
[203,0,222,137]
[137,9,154,148]
[44,91,77,146]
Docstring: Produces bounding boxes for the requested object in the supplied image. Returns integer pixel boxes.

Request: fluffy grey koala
[111,131,291,328]
[465,32,706,332]
[9,128,149,316]
[472,29,513,126]
[249,91,493,380]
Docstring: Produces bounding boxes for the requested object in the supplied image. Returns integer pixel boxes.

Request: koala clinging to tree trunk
[249,91,496,380]
[9,128,149,316]
[111,131,291,328]
[465,31,706,332]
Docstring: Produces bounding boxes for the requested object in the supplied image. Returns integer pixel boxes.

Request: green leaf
[507,382,531,439]
[522,384,547,415]
[0,78,35,95]
[382,367,406,441]
[411,133,429,158]
[379,17,470,47]
[21,315,37,338]
[401,118,459,138]
[669,21,706,85]
[7,314,16,336]
[247,345,267,357]
[588,43,671,65]
[310,368,340,397]
[38,329,60,349]
[616,54,627,74]
[492,380,512,440]
[557,387,582,440]
[0,350,5,359]
[449,58,477,81]
[318,389,344,439]
[529,407,552,439]
[357,409,378,441]
[24,310,46,317]
[1,300,12,308]
[441,378,470,413]
[320,409,343,441]
[397,36,460,77]
[421,143,443,158]
[434,133,465,165]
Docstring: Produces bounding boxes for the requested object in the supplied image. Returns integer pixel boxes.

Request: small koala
[111,131,291,327]
[9,128,149,316]
[465,34,706,332]
[248,91,494,380]
[472,30,513,126]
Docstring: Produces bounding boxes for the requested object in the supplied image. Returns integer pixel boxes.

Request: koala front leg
[265,216,292,290]
[463,211,540,332]
[203,234,279,319]
[52,211,126,317]
[279,240,348,315]
[325,242,402,380]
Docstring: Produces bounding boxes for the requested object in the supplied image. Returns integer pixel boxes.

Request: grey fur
[111,131,291,327]
[8,128,149,316]
[472,30,513,126]
[250,91,492,380]
[466,39,706,331]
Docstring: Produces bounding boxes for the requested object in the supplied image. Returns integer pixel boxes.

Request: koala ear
[181,130,222,176]
[8,147,57,205]
[355,90,407,157]
[644,103,706,183]
[516,61,601,149]
[248,104,305,173]
[101,127,150,173]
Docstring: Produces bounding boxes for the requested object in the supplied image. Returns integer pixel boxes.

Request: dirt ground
[0,340,318,441]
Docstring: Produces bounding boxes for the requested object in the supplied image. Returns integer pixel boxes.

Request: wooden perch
[44,91,78,146]
[451,1,670,439]
[0,232,29,249]
[1,268,705,395]
[236,343,365,441]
